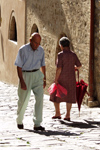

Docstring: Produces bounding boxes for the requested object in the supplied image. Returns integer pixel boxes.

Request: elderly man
[15,32,46,131]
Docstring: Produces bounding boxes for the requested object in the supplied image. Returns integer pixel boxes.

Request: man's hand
[43,80,46,88]
[20,80,27,90]
[17,66,27,90]
[41,66,46,88]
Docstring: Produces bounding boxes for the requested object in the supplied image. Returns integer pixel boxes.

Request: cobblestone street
[0,81,100,150]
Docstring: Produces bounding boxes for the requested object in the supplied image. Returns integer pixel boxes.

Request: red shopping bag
[48,83,67,98]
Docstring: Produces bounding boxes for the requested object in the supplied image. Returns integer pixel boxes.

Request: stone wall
[26,0,90,94]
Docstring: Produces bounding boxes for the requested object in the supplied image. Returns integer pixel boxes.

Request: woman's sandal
[64,118,70,121]
[52,116,61,119]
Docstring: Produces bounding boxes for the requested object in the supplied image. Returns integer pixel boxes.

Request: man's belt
[22,69,39,72]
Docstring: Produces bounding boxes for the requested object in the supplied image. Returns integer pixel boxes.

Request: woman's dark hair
[59,37,70,47]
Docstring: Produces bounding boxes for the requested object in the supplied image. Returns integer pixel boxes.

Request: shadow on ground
[24,120,100,136]
[59,120,100,129]
[25,129,80,137]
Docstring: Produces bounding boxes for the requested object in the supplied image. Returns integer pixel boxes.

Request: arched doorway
[8,10,17,42]
[30,23,39,36]
[55,33,67,63]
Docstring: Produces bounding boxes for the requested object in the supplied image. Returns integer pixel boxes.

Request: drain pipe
[88,0,95,102]
[88,0,99,107]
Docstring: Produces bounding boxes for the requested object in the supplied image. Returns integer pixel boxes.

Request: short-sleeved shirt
[15,43,45,71]
[50,49,81,103]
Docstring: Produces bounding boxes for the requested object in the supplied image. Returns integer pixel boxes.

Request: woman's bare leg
[65,103,72,118]
[54,102,61,116]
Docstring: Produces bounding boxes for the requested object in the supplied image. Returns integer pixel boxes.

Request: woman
[50,37,81,121]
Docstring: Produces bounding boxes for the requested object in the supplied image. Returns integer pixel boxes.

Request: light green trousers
[16,70,44,127]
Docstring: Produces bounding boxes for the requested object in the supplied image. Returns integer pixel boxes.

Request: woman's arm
[55,67,62,84]
[75,65,82,71]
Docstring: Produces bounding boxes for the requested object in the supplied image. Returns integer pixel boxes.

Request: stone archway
[55,33,67,64]
[30,23,39,36]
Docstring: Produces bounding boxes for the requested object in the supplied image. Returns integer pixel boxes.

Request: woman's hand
[55,79,58,85]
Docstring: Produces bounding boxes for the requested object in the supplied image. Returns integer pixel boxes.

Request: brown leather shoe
[17,124,24,129]
[34,126,45,131]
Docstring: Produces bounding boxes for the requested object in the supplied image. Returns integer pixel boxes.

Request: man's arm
[41,66,46,88]
[17,66,27,90]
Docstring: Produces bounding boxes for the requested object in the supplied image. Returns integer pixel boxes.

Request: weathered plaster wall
[0,0,25,85]
[26,0,90,93]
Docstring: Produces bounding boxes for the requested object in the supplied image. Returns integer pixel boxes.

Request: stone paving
[0,81,100,150]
